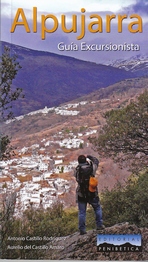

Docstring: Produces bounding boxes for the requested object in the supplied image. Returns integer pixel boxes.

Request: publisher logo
[97,234,142,252]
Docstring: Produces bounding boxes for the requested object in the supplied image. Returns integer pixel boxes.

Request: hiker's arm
[73,168,77,178]
[87,155,99,167]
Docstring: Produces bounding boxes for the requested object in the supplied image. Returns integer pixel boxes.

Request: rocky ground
[45,223,148,260]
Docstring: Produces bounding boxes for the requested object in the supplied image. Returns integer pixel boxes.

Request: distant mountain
[0,41,137,116]
[108,54,148,76]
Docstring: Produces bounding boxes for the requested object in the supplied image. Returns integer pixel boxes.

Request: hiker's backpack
[76,162,93,198]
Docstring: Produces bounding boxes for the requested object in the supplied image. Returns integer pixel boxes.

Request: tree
[101,170,148,227]
[0,46,23,158]
[92,90,148,172]
[0,192,17,258]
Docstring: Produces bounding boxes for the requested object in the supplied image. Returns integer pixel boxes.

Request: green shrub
[101,170,148,227]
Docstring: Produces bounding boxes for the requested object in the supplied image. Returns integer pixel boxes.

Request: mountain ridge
[108,54,148,76]
[1,40,137,116]
[3,76,147,138]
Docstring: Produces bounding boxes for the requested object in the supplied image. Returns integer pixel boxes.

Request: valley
[1,77,147,216]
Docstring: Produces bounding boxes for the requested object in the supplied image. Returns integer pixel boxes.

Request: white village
[0,101,98,217]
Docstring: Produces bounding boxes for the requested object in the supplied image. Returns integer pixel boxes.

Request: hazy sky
[1,0,148,63]
[2,0,136,13]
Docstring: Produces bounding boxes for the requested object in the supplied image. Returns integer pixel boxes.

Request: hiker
[74,154,105,235]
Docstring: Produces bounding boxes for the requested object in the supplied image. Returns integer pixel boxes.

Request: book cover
[0,0,148,261]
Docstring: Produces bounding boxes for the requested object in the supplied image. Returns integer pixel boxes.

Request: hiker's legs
[78,200,87,233]
[89,197,103,228]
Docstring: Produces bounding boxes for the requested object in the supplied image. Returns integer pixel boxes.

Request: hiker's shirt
[74,157,99,202]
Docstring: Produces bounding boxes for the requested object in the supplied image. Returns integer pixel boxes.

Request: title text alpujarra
[10,7,143,40]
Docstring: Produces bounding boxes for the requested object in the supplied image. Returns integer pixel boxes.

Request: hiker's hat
[89,177,98,192]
